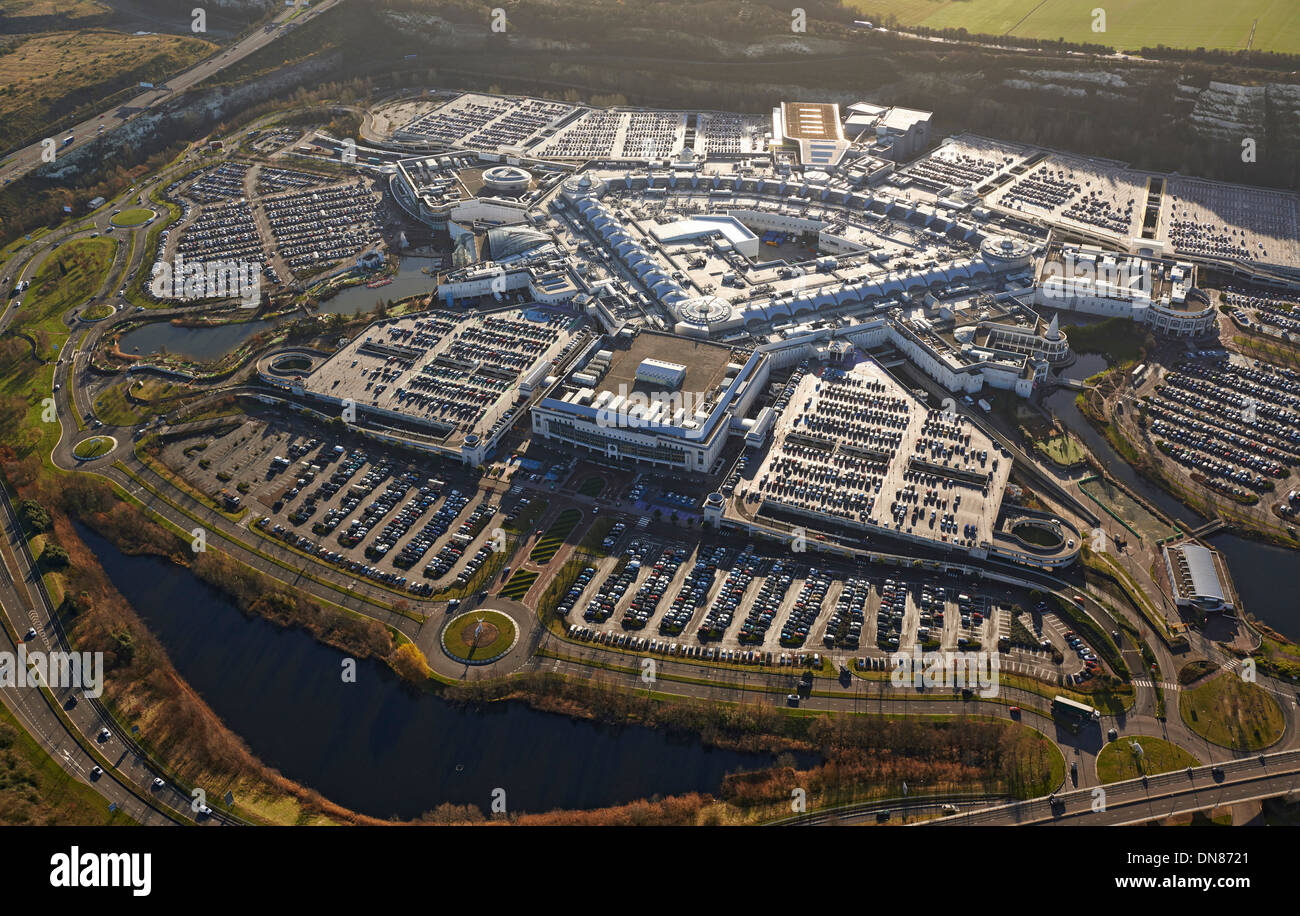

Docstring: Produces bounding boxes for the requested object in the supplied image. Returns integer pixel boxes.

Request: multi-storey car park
[259,305,579,465]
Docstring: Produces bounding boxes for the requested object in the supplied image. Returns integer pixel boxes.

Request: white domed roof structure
[482,164,532,193]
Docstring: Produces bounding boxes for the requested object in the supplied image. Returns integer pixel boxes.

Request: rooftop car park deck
[990,155,1147,240]
[1162,177,1300,269]
[896,136,1029,194]
[694,113,769,157]
[739,359,1012,556]
[528,108,686,161]
[394,93,578,151]
[289,306,578,456]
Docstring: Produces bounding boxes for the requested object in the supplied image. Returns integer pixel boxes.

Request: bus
[1052,695,1100,723]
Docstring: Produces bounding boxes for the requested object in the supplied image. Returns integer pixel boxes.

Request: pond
[316,257,438,316]
[118,318,277,362]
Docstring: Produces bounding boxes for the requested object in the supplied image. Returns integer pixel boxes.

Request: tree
[16,498,51,535]
[39,543,71,571]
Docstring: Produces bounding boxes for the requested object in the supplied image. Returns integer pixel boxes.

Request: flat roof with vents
[777,102,850,168]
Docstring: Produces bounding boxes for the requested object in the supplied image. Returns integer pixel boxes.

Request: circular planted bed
[72,435,116,461]
[110,208,154,228]
[80,303,115,321]
[441,609,518,665]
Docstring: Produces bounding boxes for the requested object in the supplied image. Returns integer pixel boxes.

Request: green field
[0,704,135,826]
[1180,672,1285,750]
[1096,735,1200,783]
[577,475,606,497]
[20,236,116,338]
[849,0,1300,53]
[498,568,539,601]
[529,508,583,564]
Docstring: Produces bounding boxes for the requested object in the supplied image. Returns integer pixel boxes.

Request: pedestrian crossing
[1133,679,1181,691]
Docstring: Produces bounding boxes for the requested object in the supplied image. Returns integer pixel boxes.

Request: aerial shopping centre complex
[259,89,1300,570]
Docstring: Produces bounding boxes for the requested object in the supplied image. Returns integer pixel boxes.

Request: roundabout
[80,303,116,322]
[110,208,155,229]
[72,435,117,461]
[440,609,519,665]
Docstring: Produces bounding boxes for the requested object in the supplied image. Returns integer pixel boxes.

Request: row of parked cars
[564,625,816,668]
[781,569,830,646]
[620,543,682,627]
[257,517,424,594]
[737,558,795,644]
[698,547,758,639]
[660,545,729,635]
[876,577,908,649]
[414,493,474,577]
[823,576,868,648]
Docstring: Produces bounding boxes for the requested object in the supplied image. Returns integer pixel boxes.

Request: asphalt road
[0,0,345,186]
[935,750,1300,825]
[0,487,231,825]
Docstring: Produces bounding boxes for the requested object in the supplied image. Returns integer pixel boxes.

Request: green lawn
[498,568,539,601]
[1096,735,1200,783]
[19,236,117,340]
[72,435,114,460]
[1180,672,1285,750]
[441,610,517,662]
[577,475,606,497]
[529,508,583,564]
[1,237,115,466]
[0,704,135,826]
[110,208,154,228]
[848,0,1300,53]
[80,303,114,321]
[92,382,141,428]
[1037,432,1085,467]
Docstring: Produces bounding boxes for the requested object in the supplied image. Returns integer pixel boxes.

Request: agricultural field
[849,0,1300,53]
